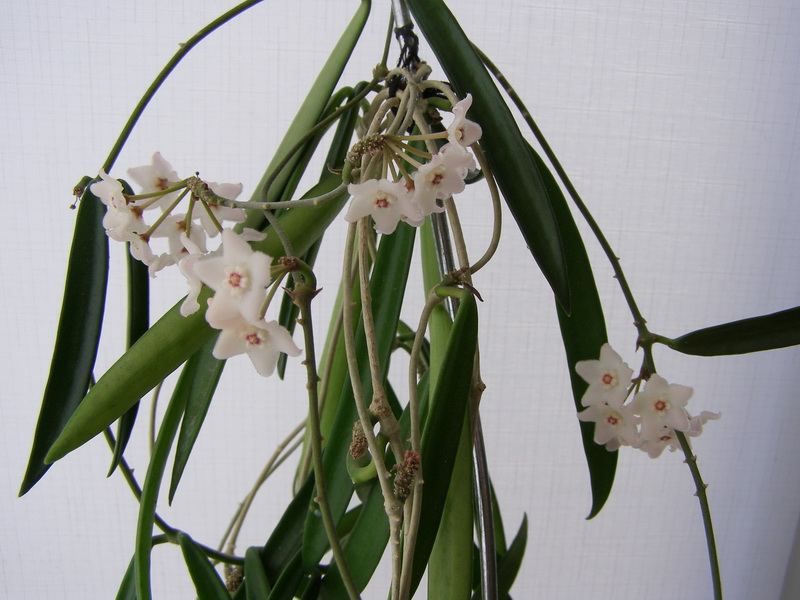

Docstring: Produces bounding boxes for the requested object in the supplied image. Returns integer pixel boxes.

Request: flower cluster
[90,154,301,376]
[91,152,247,277]
[576,344,719,458]
[344,94,482,235]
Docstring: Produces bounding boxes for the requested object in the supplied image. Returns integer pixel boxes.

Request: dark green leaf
[497,515,527,596]
[177,532,231,600]
[20,178,109,495]
[409,292,479,595]
[169,337,226,503]
[665,306,800,356]
[265,552,305,600]
[135,363,192,600]
[531,146,616,519]
[114,555,136,600]
[245,546,272,600]
[405,0,571,312]
[109,221,151,476]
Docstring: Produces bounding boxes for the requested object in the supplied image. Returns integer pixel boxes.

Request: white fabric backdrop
[3,0,799,598]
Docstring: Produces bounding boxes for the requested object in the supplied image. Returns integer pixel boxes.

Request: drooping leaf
[665,306,800,356]
[497,515,528,597]
[19,178,109,495]
[177,532,231,600]
[405,0,571,312]
[529,146,615,519]
[169,337,226,503]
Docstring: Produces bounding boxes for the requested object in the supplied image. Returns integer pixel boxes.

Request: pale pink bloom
[577,402,639,451]
[212,315,301,377]
[127,152,182,211]
[629,374,692,441]
[411,147,475,215]
[197,182,246,237]
[178,235,209,317]
[447,94,482,147]
[575,343,634,408]
[635,411,720,459]
[148,214,208,276]
[193,229,272,327]
[91,171,150,249]
[344,178,421,235]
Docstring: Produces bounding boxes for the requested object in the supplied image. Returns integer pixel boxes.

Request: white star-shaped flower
[629,374,692,441]
[212,315,301,377]
[344,178,421,234]
[574,343,634,408]
[193,229,272,327]
[411,146,475,215]
[577,402,639,451]
[447,94,482,148]
[127,152,182,211]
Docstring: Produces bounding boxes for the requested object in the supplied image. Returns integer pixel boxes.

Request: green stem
[101,0,266,172]
[675,431,723,600]
[294,281,361,600]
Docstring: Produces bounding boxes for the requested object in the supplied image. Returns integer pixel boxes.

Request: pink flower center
[224,265,250,296]
[374,191,391,209]
[605,414,619,426]
[156,177,169,191]
[654,397,668,413]
[245,331,264,347]
[659,434,672,442]
[601,371,617,387]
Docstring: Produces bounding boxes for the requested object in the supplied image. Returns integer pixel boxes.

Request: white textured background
[3,0,800,598]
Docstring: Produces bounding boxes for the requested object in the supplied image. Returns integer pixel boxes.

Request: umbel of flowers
[576,343,719,459]
[89,70,482,378]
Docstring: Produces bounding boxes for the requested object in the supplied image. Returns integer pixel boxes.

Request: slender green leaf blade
[109,237,151,476]
[177,532,231,600]
[497,515,527,596]
[530,147,616,518]
[169,337,226,503]
[114,555,136,600]
[405,0,571,312]
[20,179,109,495]
[245,546,273,600]
[410,293,479,594]
[135,364,191,600]
[666,306,800,356]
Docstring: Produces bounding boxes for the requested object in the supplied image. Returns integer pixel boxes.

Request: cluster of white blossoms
[343,94,482,235]
[90,154,301,376]
[576,344,719,458]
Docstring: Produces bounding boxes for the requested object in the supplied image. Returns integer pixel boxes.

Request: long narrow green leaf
[134,360,193,600]
[114,555,136,600]
[410,292,479,595]
[177,532,231,600]
[665,306,800,356]
[497,515,527,597]
[245,546,273,600]
[405,0,571,312]
[265,552,305,600]
[44,175,348,464]
[168,337,226,503]
[19,179,109,495]
[302,223,417,572]
[241,0,370,231]
[528,146,616,518]
[109,222,151,476]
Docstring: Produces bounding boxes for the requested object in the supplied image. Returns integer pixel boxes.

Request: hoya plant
[20,0,800,598]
